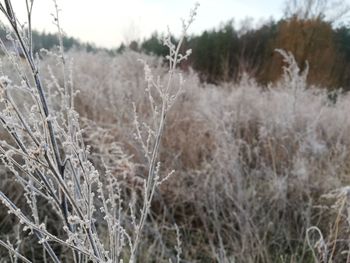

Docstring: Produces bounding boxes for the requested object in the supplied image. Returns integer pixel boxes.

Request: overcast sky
[10,0,285,48]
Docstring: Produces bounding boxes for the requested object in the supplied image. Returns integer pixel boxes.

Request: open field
[1,1,350,262]
[1,47,350,262]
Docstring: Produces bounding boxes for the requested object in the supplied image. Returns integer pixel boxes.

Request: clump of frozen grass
[39,44,350,261]
[0,0,199,262]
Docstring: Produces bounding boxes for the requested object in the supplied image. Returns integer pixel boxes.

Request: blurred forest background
[2,0,350,90]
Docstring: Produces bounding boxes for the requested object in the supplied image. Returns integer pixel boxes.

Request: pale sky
[9,0,285,48]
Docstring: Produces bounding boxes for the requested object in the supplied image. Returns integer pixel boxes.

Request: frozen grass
[1,1,350,263]
[3,48,348,262]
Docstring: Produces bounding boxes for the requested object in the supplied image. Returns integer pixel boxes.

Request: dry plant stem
[130,4,198,260]
[50,2,84,260]
[0,3,62,171]
[131,100,166,260]
[50,0,71,240]
[0,1,101,259]
[0,192,60,263]
[0,239,31,263]
[0,197,100,261]
[52,0,70,107]
[25,0,34,58]
[0,2,67,224]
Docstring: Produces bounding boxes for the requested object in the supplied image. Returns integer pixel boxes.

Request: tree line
[133,17,350,90]
[0,26,112,55]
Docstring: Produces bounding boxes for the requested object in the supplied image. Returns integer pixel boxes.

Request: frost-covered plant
[0,0,198,262]
[128,3,199,260]
[15,39,350,263]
